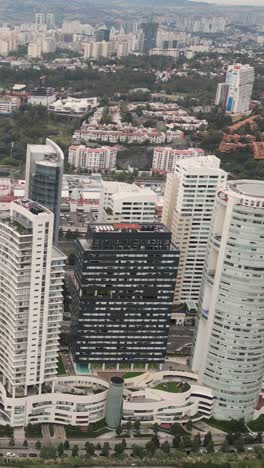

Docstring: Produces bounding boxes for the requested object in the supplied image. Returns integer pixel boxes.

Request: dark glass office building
[25,139,64,244]
[95,29,110,42]
[142,22,158,53]
[71,223,179,367]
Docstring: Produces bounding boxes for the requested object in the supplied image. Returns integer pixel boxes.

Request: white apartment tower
[192,180,264,421]
[0,200,65,398]
[162,156,226,304]
[216,63,254,114]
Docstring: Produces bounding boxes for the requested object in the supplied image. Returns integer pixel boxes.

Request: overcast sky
[193,0,264,5]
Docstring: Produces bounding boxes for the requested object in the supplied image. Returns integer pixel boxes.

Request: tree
[85,441,95,457]
[152,423,159,434]
[221,439,229,453]
[204,431,212,447]
[134,420,141,433]
[226,432,235,445]
[132,444,144,458]
[234,436,244,452]
[186,419,193,431]
[72,444,79,457]
[121,438,127,450]
[161,440,170,454]
[9,438,15,447]
[68,253,75,265]
[192,436,200,452]
[57,442,64,457]
[171,423,182,435]
[116,425,122,437]
[178,439,185,451]
[124,421,132,432]
[101,442,110,457]
[173,435,181,448]
[40,445,57,459]
[114,442,124,456]
[96,442,102,451]
[182,435,192,448]
[64,439,70,450]
[23,439,28,448]
[145,440,156,455]
[207,440,215,453]
[151,434,160,448]
[35,441,41,450]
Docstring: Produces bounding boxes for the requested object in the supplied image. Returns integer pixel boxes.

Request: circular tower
[192,180,264,421]
[105,376,124,429]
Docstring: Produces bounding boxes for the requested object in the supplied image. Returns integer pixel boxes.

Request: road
[167,326,194,354]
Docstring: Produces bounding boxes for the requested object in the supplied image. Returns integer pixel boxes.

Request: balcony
[212,234,222,250]
[206,270,215,286]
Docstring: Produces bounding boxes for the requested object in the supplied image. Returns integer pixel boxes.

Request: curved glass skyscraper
[192,180,264,421]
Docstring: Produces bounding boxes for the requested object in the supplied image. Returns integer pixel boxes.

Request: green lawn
[123,372,144,379]
[206,417,248,433]
[248,415,264,432]
[154,382,190,393]
[57,355,66,376]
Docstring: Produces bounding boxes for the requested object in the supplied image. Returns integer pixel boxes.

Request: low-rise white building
[49,97,98,116]
[98,181,157,223]
[0,96,20,114]
[68,145,117,172]
[28,87,56,107]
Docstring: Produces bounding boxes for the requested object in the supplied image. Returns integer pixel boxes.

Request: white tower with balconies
[162,156,227,304]
[0,200,65,398]
[192,180,264,421]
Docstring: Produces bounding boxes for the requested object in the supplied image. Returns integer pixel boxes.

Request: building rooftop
[231,181,264,198]
[14,199,50,215]
[88,223,169,234]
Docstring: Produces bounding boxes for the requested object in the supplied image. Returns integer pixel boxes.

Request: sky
[192,0,264,4]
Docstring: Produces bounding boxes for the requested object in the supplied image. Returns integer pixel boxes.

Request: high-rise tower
[192,180,264,421]
[142,22,158,53]
[25,139,64,244]
[162,156,227,304]
[216,64,254,114]
[71,223,179,369]
[0,200,65,397]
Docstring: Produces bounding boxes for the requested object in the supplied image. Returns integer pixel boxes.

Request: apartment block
[68,145,117,172]
[162,156,226,304]
[152,147,204,174]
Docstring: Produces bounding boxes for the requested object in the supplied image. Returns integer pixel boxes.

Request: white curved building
[192,180,264,421]
[123,370,213,424]
[0,371,213,427]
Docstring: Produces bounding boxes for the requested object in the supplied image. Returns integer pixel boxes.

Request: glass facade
[70,224,179,365]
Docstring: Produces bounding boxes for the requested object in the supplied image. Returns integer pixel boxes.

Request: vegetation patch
[57,355,66,376]
[123,372,144,379]
[65,419,111,438]
[248,415,264,432]
[153,382,190,393]
[206,417,248,433]
[25,423,42,438]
